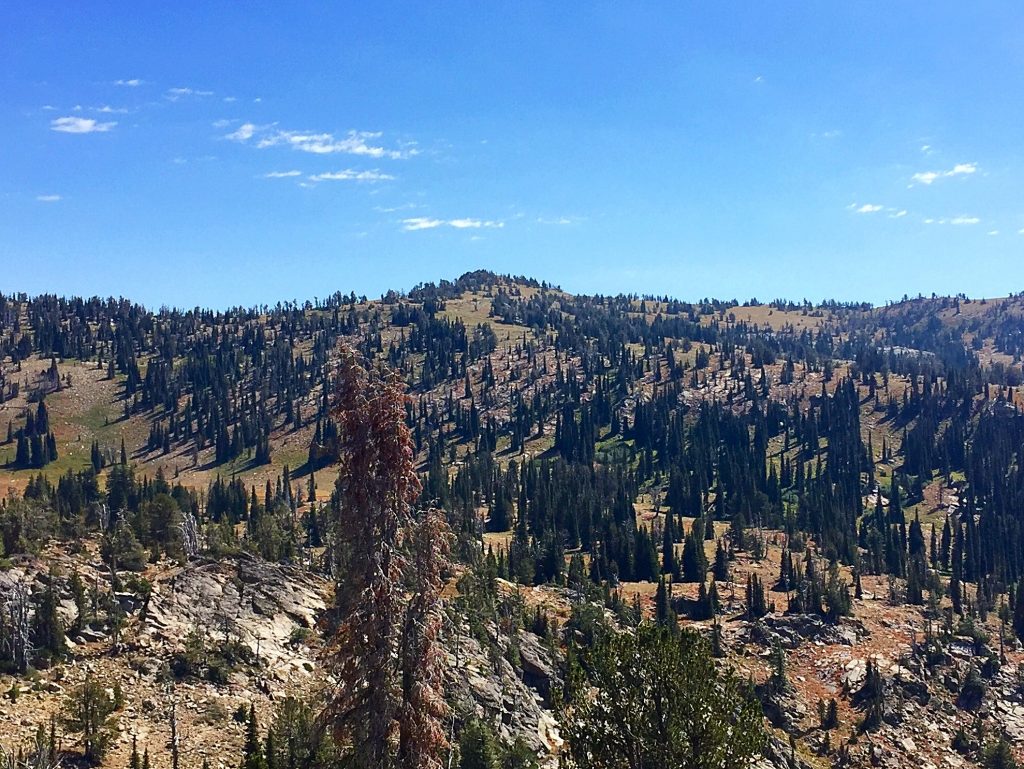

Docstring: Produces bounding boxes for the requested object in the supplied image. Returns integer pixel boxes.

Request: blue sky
[2,2,1023,308]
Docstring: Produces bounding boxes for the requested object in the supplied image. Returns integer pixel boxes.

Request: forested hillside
[2,271,1024,769]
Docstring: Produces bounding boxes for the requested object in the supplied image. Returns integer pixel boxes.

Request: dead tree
[1,579,33,673]
[322,348,452,769]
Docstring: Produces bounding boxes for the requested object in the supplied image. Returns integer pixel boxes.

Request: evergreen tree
[1013,581,1024,643]
[62,675,117,765]
[31,571,66,665]
[681,519,707,582]
[563,624,763,769]
[457,720,500,769]
[241,704,266,769]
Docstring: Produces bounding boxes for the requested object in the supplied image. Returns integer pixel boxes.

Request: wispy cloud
[910,162,976,186]
[988,230,999,236]
[849,203,911,219]
[924,215,982,226]
[227,122,257,141]
[228,123,417,159]
[94,105,129,114]
[114,78,144,87]
[402,217,504,232]
[263,170,302,178]
[50,116,116,133]
[402,217,445,231]
[449,218,502,229]
[36,194,61,203]
[166,86,214,101]
[537,216,575,225]
[308,169,395,182]
[374,203,421,213]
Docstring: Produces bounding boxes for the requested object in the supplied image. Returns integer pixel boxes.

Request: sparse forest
[2,272,1024,768]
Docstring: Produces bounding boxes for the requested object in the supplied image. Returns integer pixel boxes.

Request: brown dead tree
[323,346,452,769]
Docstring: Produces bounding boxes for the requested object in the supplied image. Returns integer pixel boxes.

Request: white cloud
[403,217,503,231]
[264,170,302,178]
[114,78,143,87]
[910,162,977,186]
[855,204,883,214]
[36,194,61,202]
[538,216,574,225]
[889,209,908,218]
[50,116,116,133]
[223,96,237,103]
[951,216,980,225]
[94,105,128,114]
[374,203,421,213]
[166,86,214,101]
[229,123,416,159]
[988,230,999,236]
[227,122,257,141]
[308,169,395,182]
[450,218,503,228]
[1018,228,1024,235]
[403,217,445,231]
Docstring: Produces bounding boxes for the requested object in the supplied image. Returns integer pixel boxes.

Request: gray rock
[517,631,559,703]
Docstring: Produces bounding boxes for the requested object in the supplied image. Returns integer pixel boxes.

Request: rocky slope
[3,530,1024,768]
[0,545,564,768]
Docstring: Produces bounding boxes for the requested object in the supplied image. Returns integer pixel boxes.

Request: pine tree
[746,574,768,619]
[824,560,851,619]
[655,575,675,628]
[457,720,499,769]
[661,509,677,575]
[1013,581,1024,643]
[241,704,266,769]
[31,571,66,665]
[62,675,117,764]
[681,519,708,582]
[712,539,730,582]
[265,728,277,769]
[982,731,1017,769]
[562,625,763,769]
[324,349,451,769]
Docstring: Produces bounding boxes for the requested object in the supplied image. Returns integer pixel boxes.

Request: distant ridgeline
[1,276,1024,626]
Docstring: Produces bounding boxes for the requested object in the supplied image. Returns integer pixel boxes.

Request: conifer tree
[1013,581,1024,643]
[681,519,707,582]
[241,704,266,769]
[563,625,763,769]
[324,348,451,769]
